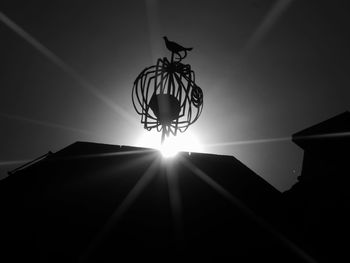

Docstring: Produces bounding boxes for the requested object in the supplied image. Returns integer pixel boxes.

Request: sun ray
[145,0,162,62]
[61,151,159,183]
[179,156,317,263]
[204,131,350,149]
[0,112,96,136]
[0,160,30,167]
[165,160,184,243]
[79,156,160,262]
[0,12,137,127]
[203,136,291,148]
[57,148,157,161]
[245,0,295,51]
[109,152,158,173]
[296,131,350,140]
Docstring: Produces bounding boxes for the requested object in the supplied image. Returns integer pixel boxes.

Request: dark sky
[1,0,349,191]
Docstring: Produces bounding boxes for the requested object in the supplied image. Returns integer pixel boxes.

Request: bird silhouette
[163,36,193,61]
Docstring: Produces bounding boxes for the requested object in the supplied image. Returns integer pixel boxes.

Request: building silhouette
[0,112,349,262]
[283,111,350,262]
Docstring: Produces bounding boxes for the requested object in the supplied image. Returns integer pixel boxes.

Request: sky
[0,0,349,191]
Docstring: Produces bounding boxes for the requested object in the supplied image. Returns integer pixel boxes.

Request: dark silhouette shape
[7,151,52,175]
[0,141,302,262]
[1,113,349,262]
[149,93,181,125]
[283,111,350,262]
[132,37,203,143]
[163,36,193,62]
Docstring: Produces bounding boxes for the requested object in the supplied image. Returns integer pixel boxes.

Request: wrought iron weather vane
[132,37,203,144]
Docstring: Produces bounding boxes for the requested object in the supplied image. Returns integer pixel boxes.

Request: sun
[136,130,204,158]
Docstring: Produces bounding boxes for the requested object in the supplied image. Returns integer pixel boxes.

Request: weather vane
[132,37,203,144]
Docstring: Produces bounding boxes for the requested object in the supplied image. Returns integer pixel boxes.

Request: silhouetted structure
[283,111,350,262]
[163,36,193,61]
[0,142,302,262]
[132,37,203,143]
[1,112,349,262]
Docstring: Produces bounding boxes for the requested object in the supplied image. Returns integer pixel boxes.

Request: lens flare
[159,139,179,158]
[136,130,203,158]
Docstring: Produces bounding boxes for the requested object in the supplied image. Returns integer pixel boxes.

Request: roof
[292,111,350,150]
[0,141,309,262]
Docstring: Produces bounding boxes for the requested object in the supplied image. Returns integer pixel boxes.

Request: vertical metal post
[161,126,166,144]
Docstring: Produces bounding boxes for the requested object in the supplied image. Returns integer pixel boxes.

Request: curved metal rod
[132,57,203,143]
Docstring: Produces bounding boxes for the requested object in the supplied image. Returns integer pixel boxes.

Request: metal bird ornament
[163,36,193,61]
[132,37,203,144]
